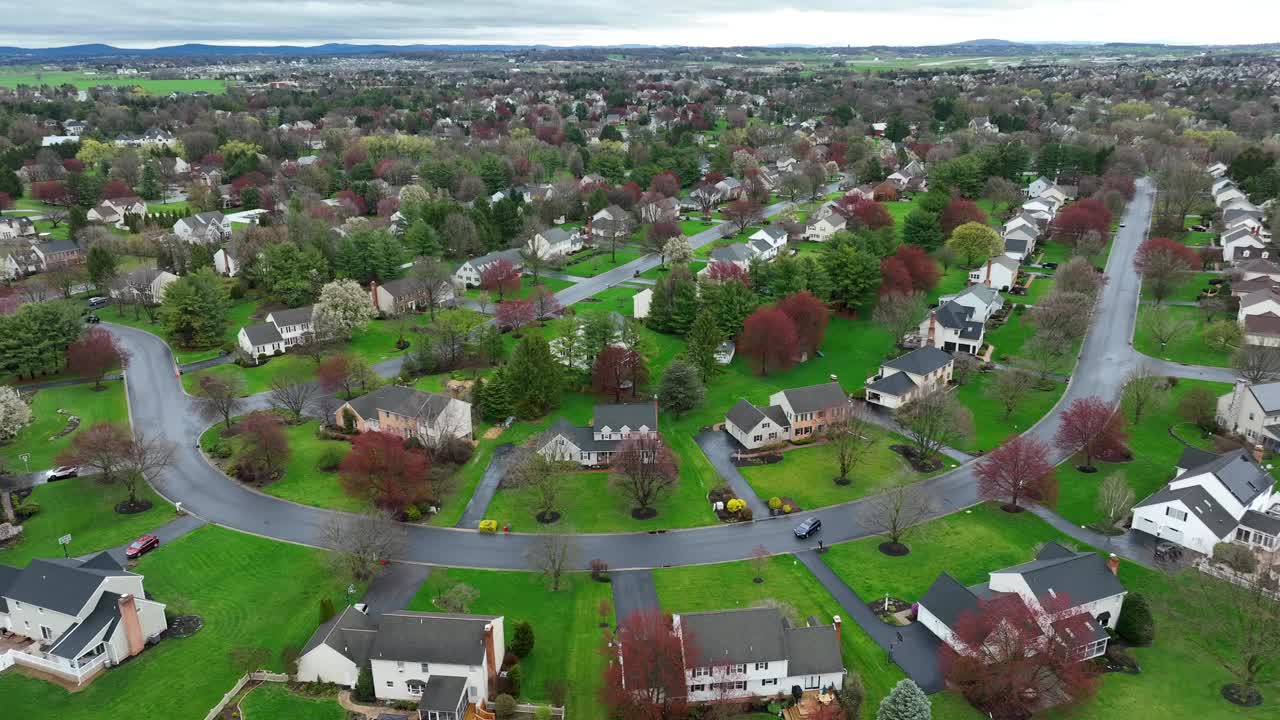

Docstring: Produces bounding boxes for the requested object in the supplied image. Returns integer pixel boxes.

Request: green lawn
[954,373,1067,453]
[0,381,127,471]
[146,200,192,214]
[680,219,718,237]
[0,527,360,720]
[984,308,1036,362]
[102,298,259,365]
[0,69,227,94]
[573,285,639,317]
[1140,273,1221,304]
[739,428,956,510]
[1134,305,1231,368]
[463,276,574,303]
[637,260,705,280]
[559,249,643,278]
[0,475,170,567]
[200,419,366,513]
[821,502,1276,720]
[240,684,343,720]
[654,555,907,718]
[1002,274,1054,305]
[408,568,612,714]
[1053,379,1232,527]
[1181,215,1215,246]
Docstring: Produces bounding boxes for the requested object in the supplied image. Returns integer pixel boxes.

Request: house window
[386,681,394,688]
[689,684,706,693]
[733,664,747,674]
[754,661,770,671]
[761,678,778,686]
[730,681,747,691]
[1165,507,1188,522]
[421,663,430,673]
[693,667,710,678]
[753,435,762,443]
[397,661,405,672]
[40,626,53,641]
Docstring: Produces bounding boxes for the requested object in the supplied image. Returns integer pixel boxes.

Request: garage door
[1159,526,1183,543]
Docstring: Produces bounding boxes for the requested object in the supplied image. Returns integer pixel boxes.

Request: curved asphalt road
[111,178,1171,571]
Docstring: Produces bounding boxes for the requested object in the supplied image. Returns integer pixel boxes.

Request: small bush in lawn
[210,441,233,459]
[404,505,423,522]
[727,498,746,513]
[1213,542,1258,574]
[316,446,346,471]
[495,694,518,718]
[1116,592,1155,646]
[479,519,498,533]
[510,620,535,657]
[535,707,552,720]
[14,502,40,520]
[505,664,523,696]
[768,496,782,510]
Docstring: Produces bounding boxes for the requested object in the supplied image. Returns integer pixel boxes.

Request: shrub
[504,665,522,697]
[404,505,423,522]
[229,282,246,299]
[589,558,609,581]
[280,644,301,675]
[273,348,284,356]
[479,519,498,533]
[354,665,375,702]
[436,436,474,465]
[1116,592,1155,646]
[1213,542,1258,574]
[14,502,40,520]
[782,504,793,514]
[209,441,233,459]
[318,596,336,624]
[495,693,518,719]
[510,621,535,658]
[535,707,553,720]
[316,446,346,471]
[739,505,754,521]
[220,341,237,354]
[727,498,746,513]
[768,496,782,510]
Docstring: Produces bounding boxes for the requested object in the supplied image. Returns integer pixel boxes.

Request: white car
[47,466,79,481]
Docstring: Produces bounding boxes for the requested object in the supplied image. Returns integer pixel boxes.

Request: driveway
[695,430,770,517]
[359,563,434,616]
[456,444,516,528]
[610,569,659,628]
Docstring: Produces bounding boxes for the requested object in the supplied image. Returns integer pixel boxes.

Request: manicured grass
[984,308,1036,362]
[0,527,360,720]
[0,381,127,471]
[1140,273,1222,304]
[463,276,574,303]
[822,502,1277,720]
[654,555,907,717]
[954,373,1067,453]
[574,285,639,317]
[680,219,718,237]
[0,475,169,567]
[739,429,954,510]
[182,354,313,396]
[637,260,706,280]
[560,249,643,277]
[146,200,191,214]
[484,468,715,533]
[1133,305,1231,368]
[0,70,228,94]
[102,298,260,365]
[200,419,366,513]
[1181,215,1215,246]
[931,265,972,302]
[240,684,343,720]
[1002,273,1054,305]
[408,568,613,714]
[1053,379,1232,527]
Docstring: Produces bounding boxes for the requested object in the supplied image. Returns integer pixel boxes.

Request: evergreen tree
[262,242,326,307]
[658,360,706,417]
[824,244,880,311]
[508,335,561,419]
[405,218,441,256]
[685,310,726,381]
[477,369,515,421]
[903,209,944,251]
[68,206,87,239]
[701,278,758,339]
[86,245,118,293]
[161,268,230,348]
[877,679,931,720]
[139,163,161,200]
[318,596,336,624]
[0,169,20,199]
[510,621,535,658]
[354,666,375,702]
[669,273,700,336]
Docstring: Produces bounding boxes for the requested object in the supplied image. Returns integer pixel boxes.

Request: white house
[0,552,167,685]
[919,301,986,355]
[864,347,955,410]
[537,403,658,466]
[804,214,846,242]
[213,247,241,277]
[297,606,504,718]
[109,267,178,304]
[918,542,1126,663]
[1131,448,1278,555]
[1222,226,1268,263]
[632,288,653,319]
[724,399,791,450]
[173,211,232,243]
[453,248,523,288]
[939,285,1005,323]
[670,608,845,702]
[1237,286,1280,324]
[87,197,147,228]
[0,216,37,240]
[969,255,1019,291]
[335,384,473,443]
[589,205,632,242]
[1217,382,1280,450]
[747,225,789,261]
[1025,176,1053,199]
[1207,161,1228,178]
[526,227,583,261]
[237,305,314,360]
[724,382,852,449]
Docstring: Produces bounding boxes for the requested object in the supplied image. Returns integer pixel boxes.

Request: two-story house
[370,276,455,316]
[919,542,1126,664]
[725,382,851,448]
[969,255,1019,291]
[589,205,633,243]
[0,552,167,685]
[1218,381,1280,450]
[34,239,85,269]
[87,197,147,228]
[1131,448,1278,555]
[173,211,232,243]
[672,608,845,702]
[747,225,789,261]
[803,213,847,242]
[526,227,583,261]
[537,403,658,466]
[0,216,37,240]
[335,384,474,444]
[918,301,986,355]
[297,606,504,719]
[213,246,242,277]
[865,347,955,410]
[236,306,315,360]
[109,267,179,305]
[453,248,523,288]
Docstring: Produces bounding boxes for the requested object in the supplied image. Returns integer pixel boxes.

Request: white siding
[297,644,361,687]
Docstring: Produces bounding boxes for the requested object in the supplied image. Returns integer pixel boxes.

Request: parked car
[84,313,100,324]
[87,296,108,309]
[46,465,79,481]
[125,534,161,559]
[794,517,822,539]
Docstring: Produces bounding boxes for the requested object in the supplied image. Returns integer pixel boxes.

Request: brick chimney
[983,257,993,287]
[832,615,842,643]
[483,623,498,700]
[1106,553,1120,576]
[927,311,937,345]
[118,594,145,658]
[370,281,380,312]
[1254,444,1265,465]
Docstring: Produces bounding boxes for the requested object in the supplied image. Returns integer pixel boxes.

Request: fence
[1194,559,1280,601]
[202,671,289,720]
[3,649,107,686]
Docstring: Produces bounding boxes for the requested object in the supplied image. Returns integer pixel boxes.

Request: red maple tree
[67,327,129,390]
[704,260,749,284]
[976,435,1057,512]
[235,411,291,483]
[1134,236,1199,274]
[1055,396,1118,471]
[739,307,799,376]
[722,197,763,234]
[592,346,648,402]
[600,609,692,720]
[880,256,915,296]
[31,180,69,205]
[0,192,11,211]
[894,245,941,291]
[100,179,134,200]
[495,298,536,333]
[845,198,894,230]
[941,197,990,236]
[777,291,829,357]
[481,258,521,300]
[339,431,431,515]
[649,171,681,198]
[1051,199,1112,246]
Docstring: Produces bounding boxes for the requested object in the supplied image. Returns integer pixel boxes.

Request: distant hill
[941,39,1026,48]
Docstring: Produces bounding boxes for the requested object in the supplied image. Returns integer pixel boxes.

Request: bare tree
[507,442,575,523]
[45,263,85,299]
[411,258,454,320]
[323,511,406,582]
[609,436,679,518]
[19,276,50,304]
[295,336,337,368]
[864,482,934,554]
[527,531,579,592]
[1024,330,1072,382]
[1142,306,1189,351]
[988,368,1036,420]
[1122,364,1162,424]
[872,292,927,347]
[269,376,318,420]
[895,391,973,461]
[829,409,876,486]
[1233,346,1280,384]
[194,374,245,431]
[1095,472,1135,530]
[121,431,175,508]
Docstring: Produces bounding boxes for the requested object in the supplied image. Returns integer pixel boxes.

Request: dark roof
[784,624,844,676]
[1134,484,1237,538]
[38,239,81,254]
[678,608,785,666]
[1242,510,1280,536]
[593,403,657,432]
[48,591,122,660]
[1177,446,1220,471]
[466,247,523,269]
[370,611,497,665]
[543,416,614,452]
[0,564,20,614]
[1004,237,1029,254]
[301,604,378,666]
[778,382,848,414]
[866,371,917,397]
[419,675,468,712]
[726,399,766,431]
[1250,383,1280,414]
[80,551,124,571]
[1,557,130,617]
[919,573,980,628]
[269,305,314,327]
[344,385,453,424]
[709,244,752,264]
[537,227,574,245]
[1182,449,1273,506]
[933,300,975,330]
[994,543,1126,608]
[1246,314,1280,337]
[241,321,283,346]
[1051,613,1109,648]
[884,347,952,376]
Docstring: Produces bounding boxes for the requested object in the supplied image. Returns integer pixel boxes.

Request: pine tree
[508,335,562,419]
[658,360,706,417]
[478,369,514,422]
[877,679,931,720]
[685,310,726,381]
[670,275,701,335]
[405,218,441,256]
[140,163,161,201]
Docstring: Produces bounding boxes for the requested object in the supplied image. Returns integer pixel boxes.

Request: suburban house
[1131,448,1279,555]
[526,227,583,260]
[237,305,315,360]
[1237,259,1280,282]
[939,285,1004,323]
[637,196,680,224]
[335,384,474,443]
[0,216,37,240]
[698,243,755,277]
[804,214,847,243]
[969,255,1019,291]
[918,301,986,355]
[173,211,232,243]
[0,244,41,279]
[747,225,789,261]
[1025,176,1053,199]
[34,239,85,268]
[1207,161,1228,178]
[109,267,178,304]
[1222,226,1268,263]
[370,276,454,315]
[589,205,632,241]
[670,608,845,702]
[918,542,1126,663]
[87,197,147,228]
[1218,381,1280,450]
[632,288,653,319]
[297,606,505,717]
[1236,286,1280,325]
[864,347,955,410]
[0,552,167,685]
[213,246,242,277]
[453,248,523,288]
[537,403,658,466]
[724,382,851,449]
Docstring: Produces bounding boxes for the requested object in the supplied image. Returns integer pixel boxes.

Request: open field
[0,69,227,95]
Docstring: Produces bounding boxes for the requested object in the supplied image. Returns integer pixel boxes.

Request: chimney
[832,615,842,643]
[927,311,937,344]
[983,257,993,287]
[1254,444,1265,465]
[370,281,380,311]
[118,594,146,658]
[1106,553,1119,577]
[483,623,498,700]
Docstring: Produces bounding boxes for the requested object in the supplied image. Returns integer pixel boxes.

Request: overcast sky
[3,0,1276,48]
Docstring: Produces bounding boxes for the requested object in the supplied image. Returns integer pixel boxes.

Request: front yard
[101,298,260,366]
[1139,272,1222,304]
[953,373,1067,453]
[1133,304,1231,368]
[559,248,643,278]
[0,381,128,472]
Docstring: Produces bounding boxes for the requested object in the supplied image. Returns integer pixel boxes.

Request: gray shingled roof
[994,542,1126,608]
[538,227,574,245]
[779,382,847,414]
[594,403,657,432]
[726,399,766,432]
[884,347,952,376]
[301,604,378,666]
[419,675,468,712]
[370,611,497,665]
[1182,449,1273,506]
[544,417,614,452]
[344,385,453,425]
[919,573,980,628]
[866,371,917,397]
[1134,484,1237,539]
[48,591,122,660]
[1242,509,1280,536]
[678,608,786,666]
[709,243,753,264]
[269,305,314,327]
[1177,446,1220,471]
[933,301,975,330]
[1250,383,1280,414]
[784,624,845,676]
[241,321,283,346]
[1,556,130,617]
[1004,237,1029,254]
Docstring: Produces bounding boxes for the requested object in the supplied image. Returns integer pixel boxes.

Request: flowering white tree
[313,279,375,340]
[662,235,693,266]
[0,386,32,443]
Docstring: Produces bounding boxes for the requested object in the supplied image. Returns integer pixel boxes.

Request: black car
[85,314,100,324]
[794,517,822,539]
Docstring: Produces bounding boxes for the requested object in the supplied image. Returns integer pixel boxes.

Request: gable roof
[708,243,753,264]
[48,591,122,660]
[1181,448,1273,507]
[1177,446,1220,471]
[884,346,953,376]
[593,403,657,431]
[778,382,848,413]
[1,555,131,617]
[302,604,379,666]
[370,611,498,665]
[1241,286,1280,309]
[677,607,787,666]
[920,573,981,628]
[866,371,917,397]
[242,321,283,347]
[344,385,453,424]
[268,305,314,327]
[994,542,1126,608]
[1135,483,1237,538]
